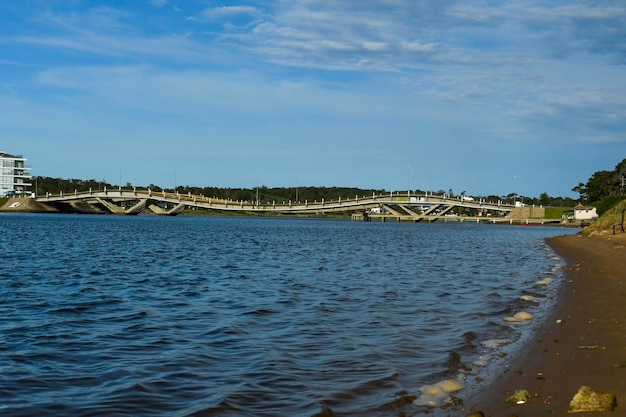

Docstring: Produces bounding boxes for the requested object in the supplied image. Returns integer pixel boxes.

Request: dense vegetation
[29,158,625,209]
[572,158,626,204]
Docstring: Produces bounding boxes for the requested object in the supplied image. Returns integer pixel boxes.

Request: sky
[1,1,625,198]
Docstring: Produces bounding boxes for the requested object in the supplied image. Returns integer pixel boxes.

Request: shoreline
[462,232,626,416]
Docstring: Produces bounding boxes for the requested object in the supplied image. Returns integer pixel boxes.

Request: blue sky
[2,1,625,198]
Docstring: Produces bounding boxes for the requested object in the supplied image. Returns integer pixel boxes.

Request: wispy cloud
[12,1,625,141]
[12,8,215,62]
[13,2,626,71]
[200,6,261,19]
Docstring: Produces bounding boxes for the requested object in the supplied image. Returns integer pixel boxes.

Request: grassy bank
[583,199,626,237]
[544,207,566,219]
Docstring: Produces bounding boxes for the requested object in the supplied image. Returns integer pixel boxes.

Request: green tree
[571,182,586,201]
[579,158,626,203]
[586,170,616,202]
[538,192,551,206]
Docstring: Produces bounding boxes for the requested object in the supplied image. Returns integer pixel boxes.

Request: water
[0,214,577,416]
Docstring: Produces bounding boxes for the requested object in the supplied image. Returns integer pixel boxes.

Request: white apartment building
[0,151,32,197]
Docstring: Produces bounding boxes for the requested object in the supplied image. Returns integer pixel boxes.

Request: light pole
[256,170,259,207]
[513,174,517,205]
[407,165,410,198]
[428,172,432,198]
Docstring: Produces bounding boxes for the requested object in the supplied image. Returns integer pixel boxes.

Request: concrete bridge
[34,187,555,224]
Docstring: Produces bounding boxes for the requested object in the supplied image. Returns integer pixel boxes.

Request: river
[0,214,577,416]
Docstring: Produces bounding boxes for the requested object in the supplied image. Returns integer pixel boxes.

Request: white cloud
[200,6,260,20]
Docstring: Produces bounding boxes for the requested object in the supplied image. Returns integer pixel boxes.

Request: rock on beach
[568,385,617,412]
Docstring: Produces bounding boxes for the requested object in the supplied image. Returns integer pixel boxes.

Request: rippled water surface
[0,214,576,416]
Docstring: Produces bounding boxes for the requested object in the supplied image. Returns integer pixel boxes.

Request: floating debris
[504,311,534,322]
[481,339,512,349]
[520,294,545,303]
[473,355,492,368]
[414,378,466,407]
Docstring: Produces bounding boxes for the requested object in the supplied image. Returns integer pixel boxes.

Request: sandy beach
[463,232,626,416]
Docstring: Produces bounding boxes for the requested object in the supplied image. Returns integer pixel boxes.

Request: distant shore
[463,232,626,416]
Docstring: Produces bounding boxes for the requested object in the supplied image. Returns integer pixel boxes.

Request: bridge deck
[37,188,516,216]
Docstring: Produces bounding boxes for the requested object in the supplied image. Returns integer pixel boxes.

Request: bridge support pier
[96,198,147,215]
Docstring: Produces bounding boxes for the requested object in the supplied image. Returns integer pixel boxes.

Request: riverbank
[0,197,59,213]
[464,232,626,416]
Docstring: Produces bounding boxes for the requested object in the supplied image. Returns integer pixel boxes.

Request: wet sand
[463,232,626,416]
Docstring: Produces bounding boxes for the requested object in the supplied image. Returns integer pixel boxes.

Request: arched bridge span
[36,187,523,222]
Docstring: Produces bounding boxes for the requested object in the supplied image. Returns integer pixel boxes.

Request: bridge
[34,187,555,224]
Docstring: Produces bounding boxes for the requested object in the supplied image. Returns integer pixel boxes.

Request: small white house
[573,203,598,222]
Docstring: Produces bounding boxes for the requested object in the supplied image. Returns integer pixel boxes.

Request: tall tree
[538,192,551,206]
[586,170,615,202]
[577,158,626,203]
[571,182,586,201]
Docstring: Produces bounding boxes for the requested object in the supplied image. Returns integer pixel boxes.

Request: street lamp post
[407,165,410,198]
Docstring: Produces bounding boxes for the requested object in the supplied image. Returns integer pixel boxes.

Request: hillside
[582,199,626,239]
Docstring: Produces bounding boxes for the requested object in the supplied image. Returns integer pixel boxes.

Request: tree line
[32,177,576,207]
[32,177,388,205]
[30,158,625,209]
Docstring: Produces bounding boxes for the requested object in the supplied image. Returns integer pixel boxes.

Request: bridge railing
[36,187,516,212]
